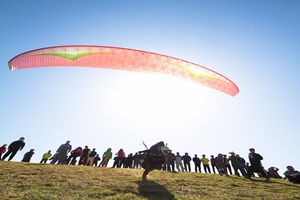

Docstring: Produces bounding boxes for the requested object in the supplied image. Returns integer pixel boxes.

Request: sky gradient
[1,0,300,176]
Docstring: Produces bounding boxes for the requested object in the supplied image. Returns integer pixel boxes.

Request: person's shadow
[137,180,175,200]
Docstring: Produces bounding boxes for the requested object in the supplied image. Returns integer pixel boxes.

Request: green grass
[0,161,299,200]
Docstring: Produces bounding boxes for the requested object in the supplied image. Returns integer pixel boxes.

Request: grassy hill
[0,161,299,200]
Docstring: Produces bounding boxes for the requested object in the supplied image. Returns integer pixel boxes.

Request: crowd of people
[0,137,299,184]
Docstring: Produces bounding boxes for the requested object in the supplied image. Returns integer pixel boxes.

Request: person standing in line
[228,151,239,176]
[86,148,97,166]
[223,154,232,175]
[124,153,134,168]
[182,152,191,172]
[175,152,184,172]
[216,153,225,176]
[245,148,270,182]
[162,153,168,171]
[167,150,175,172]
[133,152,141,169]
[66,147,82,165]
[201,154,211,173]
[112,148,126,168]
[117,149,125,168]
[210,155,217,174]
[228,151,245,176]
[99,148,113,167]
[0,144,7,160]
[50,140,72,164]
[237,154,247,175]
[93,154,101,166]
[192,154,201,173]
[40,150,52,164]
[21,149,35,162]
[78,146,91,165]
[1,137,25,161]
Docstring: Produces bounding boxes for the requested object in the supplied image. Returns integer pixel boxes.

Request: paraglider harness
[141,141,165,169]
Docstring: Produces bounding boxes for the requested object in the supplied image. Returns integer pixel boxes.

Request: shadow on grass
[137,180,175,200]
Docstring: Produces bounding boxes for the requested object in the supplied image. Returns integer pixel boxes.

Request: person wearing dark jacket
[284,166,300,184]
[245,148,270,182]
[78,146,90,165]
[182,152,192,172]
[93,154,101,166]
[123,153,134,168]
[210,155,217,174]
[21,149,35,162]
[193,154,201,173]
[167,150,175,172]
[1,137,25,161]
[86,148,97,166]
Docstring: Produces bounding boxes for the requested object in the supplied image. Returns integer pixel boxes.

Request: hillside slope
[0,162,299,200]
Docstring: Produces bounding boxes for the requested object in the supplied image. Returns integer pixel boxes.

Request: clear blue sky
[1,0,300,176]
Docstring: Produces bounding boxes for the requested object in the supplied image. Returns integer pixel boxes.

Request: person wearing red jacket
[66,147,82,165]
[0,144,7,160]
[112,149,125,168]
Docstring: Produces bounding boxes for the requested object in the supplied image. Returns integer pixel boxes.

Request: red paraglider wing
[8,45,239,96]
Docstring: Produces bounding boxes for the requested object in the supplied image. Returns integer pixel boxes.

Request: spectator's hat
[229,151,235,154]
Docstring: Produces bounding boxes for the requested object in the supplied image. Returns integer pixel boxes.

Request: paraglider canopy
[8,45,239,96]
